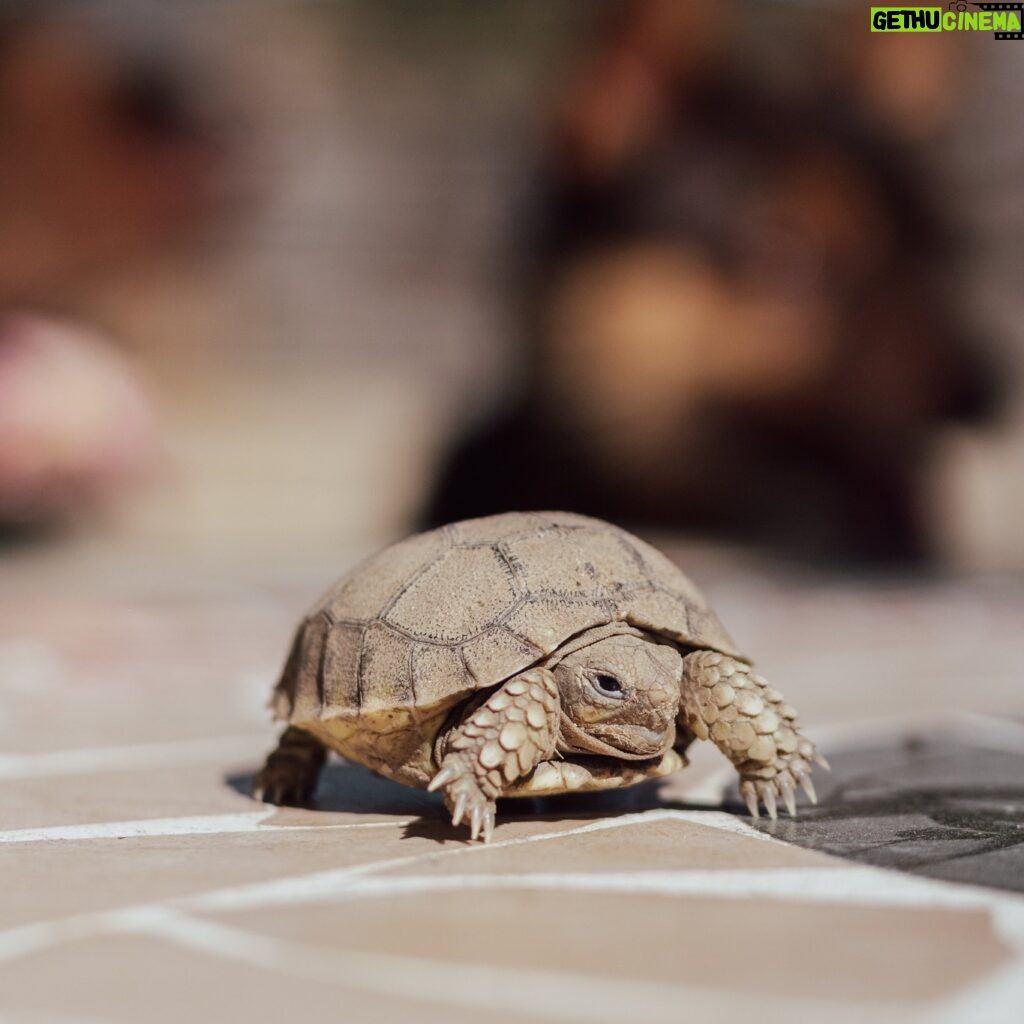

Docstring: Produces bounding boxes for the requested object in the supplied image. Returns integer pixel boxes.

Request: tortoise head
[552,633,682,760]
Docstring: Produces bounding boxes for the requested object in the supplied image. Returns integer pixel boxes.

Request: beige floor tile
[1,827,410,929]
[381,814,838,875]
[204,889,1011,1007]
[2,764,256,831]
[0,933,539,1024]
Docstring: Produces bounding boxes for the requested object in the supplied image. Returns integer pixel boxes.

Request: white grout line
[0,915,112,964]
[179,809,737,912]
[0,735,268,780]
[655,808,777,840]
[0,811,413,844]
[319,867,1020,910]
[0,811,276,843]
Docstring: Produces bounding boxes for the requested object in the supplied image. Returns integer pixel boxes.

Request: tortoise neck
[542,623,648,668]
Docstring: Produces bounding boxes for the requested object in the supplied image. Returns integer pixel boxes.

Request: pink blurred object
[0,313,157,526]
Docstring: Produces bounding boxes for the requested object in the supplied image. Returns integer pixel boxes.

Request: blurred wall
[3,0,1023,568]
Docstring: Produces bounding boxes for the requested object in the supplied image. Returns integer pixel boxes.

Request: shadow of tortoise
[226,759,725,845]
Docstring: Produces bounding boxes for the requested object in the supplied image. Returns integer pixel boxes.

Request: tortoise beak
[591,723,671,756]
[627,726,669,749]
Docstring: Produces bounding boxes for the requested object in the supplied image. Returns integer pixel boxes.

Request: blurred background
[1,0,1022,574]
[3,10,1024,1015]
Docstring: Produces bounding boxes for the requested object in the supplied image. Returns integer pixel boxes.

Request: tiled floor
[2,544,1023,1023]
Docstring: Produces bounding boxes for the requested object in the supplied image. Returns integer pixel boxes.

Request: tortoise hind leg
[679,651,827,819]
[253,726,327,806]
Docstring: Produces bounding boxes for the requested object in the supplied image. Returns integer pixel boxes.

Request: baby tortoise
[255,511,825,841]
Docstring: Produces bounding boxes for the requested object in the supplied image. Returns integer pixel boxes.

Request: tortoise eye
[592,673,625,698]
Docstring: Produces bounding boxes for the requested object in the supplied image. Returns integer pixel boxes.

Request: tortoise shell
[272,511,742,786]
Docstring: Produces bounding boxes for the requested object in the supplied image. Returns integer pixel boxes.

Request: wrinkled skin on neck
[551,630,683,761]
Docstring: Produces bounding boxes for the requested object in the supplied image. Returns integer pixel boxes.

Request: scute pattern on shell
[272,512,742,735]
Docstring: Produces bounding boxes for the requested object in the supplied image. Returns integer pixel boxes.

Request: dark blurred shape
[423,0,1002,565]
[0,0,224,302]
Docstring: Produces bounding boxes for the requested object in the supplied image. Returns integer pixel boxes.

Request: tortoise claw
[740,780,760,820]
[778,774,797,818]
[451,790,468,827]
[251,767,317,807]
[800,774,818,805]
[741,769,819,821]
[433,754,499,842]
[428,764,460,792]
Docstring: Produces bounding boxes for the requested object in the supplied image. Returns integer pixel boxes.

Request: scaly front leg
[679,650,827,819]
[428,668,559,842]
